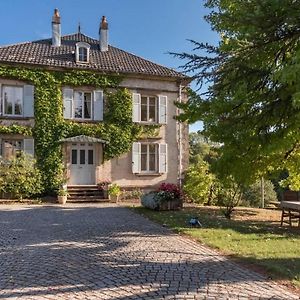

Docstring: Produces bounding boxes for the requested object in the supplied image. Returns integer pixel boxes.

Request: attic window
[75,42,90,63]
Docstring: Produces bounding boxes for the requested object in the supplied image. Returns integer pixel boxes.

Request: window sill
[65,119,102,124]
[134,173,163,177]
[0,116,32,120]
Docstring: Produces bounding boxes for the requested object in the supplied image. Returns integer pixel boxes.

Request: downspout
[178,83,183,188]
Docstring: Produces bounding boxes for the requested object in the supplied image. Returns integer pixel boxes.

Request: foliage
[183,159,214,204]
[57,188,69,197]
[0,154,42,199]
[0,124,32,136]
[155,183,182,202]
[173,1,300,189]
[216,178,243,219]
[243,179,278,208]
[121,188,143,200]
[0,65,158,193]
[108,183,121,196]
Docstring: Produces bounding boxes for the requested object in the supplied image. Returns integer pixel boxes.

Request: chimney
[52,8,61,47]
[99,16,108,52]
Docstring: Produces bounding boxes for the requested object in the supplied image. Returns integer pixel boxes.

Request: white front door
[69,143,96,185]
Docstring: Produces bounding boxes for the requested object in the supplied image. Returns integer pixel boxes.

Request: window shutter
[23,85,34,117]
[63,88,73,119]
[132,93,141,122]
[159,143,168,173]
[93,90,104,121]
[23,138,34,157]
[158,95,167,124]
[132,142,141,173]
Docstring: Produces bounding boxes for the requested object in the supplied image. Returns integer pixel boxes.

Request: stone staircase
[67,186,108,203]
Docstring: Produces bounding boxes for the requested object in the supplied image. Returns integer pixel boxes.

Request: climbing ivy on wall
[0,65,159,193]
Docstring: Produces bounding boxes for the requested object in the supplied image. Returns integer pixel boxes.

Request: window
[132,93,167,124]
[132,142,167,174]
[74,91,92,120]
[0,139,23,159]
[141,144,158,172]
[78,47,88,62]
[75,42,90,63]
[141,96,157,122]
[2,86,23,116]
[63,88,103,121]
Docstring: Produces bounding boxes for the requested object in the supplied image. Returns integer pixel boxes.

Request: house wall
[0,76,189,191]
[97,77,189,190]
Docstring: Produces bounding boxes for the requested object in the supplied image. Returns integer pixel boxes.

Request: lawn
[132,205,300,288]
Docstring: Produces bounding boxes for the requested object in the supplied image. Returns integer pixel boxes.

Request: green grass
[132,206,300,288]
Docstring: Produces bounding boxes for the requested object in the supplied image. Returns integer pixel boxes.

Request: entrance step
[67,185,108,203]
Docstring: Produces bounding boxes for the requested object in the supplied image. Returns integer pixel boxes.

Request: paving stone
[0,203,298,299]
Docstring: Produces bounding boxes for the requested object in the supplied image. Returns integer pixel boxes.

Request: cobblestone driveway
[0,204,298,300]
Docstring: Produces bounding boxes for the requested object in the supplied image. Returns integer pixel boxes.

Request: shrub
[121,188,143,200]
[0,154,42,199]
[141,183,183,210]
[108,183,121,196]
[243,179,278,207]
[183,160,214,204]
[155,183,182,202]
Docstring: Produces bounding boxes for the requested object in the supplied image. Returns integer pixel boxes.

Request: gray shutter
[159,143,168,173]
[23,138,34,157]
[132,93,141,122]
[23,85,34,117]
[158,95,167,124]
[63,88,73,119]
[132,142,141,173]
[93,90,103,121]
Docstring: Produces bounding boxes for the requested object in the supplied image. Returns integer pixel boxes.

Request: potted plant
[57,188,68,204]
[97,180,111,199]
[108,183,121,203]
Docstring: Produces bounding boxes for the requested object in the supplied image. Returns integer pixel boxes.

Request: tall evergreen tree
[175,0,300,188]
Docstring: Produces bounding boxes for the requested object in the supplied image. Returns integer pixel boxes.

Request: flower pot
[58,195,67,204]
[109,195,119,203]
[159,199,182,211]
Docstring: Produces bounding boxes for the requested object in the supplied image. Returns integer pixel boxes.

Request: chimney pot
[52,8,61,46]
[99,16,109,52]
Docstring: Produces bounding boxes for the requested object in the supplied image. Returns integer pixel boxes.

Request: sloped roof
[60,135,107,144]
[0,33,186,79]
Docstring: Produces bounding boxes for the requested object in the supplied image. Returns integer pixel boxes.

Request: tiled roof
[0,33,186,79]
[60,135,107,144]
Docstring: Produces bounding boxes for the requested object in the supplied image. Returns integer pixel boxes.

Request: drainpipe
[178,83,183,188]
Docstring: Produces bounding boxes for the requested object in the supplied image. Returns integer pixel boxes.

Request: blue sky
[0,0,219,132]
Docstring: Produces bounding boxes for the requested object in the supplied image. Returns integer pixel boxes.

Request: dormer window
[75,42,90,63]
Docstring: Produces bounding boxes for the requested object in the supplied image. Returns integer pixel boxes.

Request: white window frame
[2,85,23,117]
[75,42,90,63]
[73,91,93,120]
[140,143,158,173]
[0,139,23,159]
[140,95,157,123]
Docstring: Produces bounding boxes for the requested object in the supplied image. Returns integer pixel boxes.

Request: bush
[183,160,214,204]
[108,183,121,196]
[155,183,182,202]
[0,154,42,199]
[243,179,278,207]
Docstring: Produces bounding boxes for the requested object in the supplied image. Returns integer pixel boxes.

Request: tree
[174,0,300,189]
[243,179,278,208]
